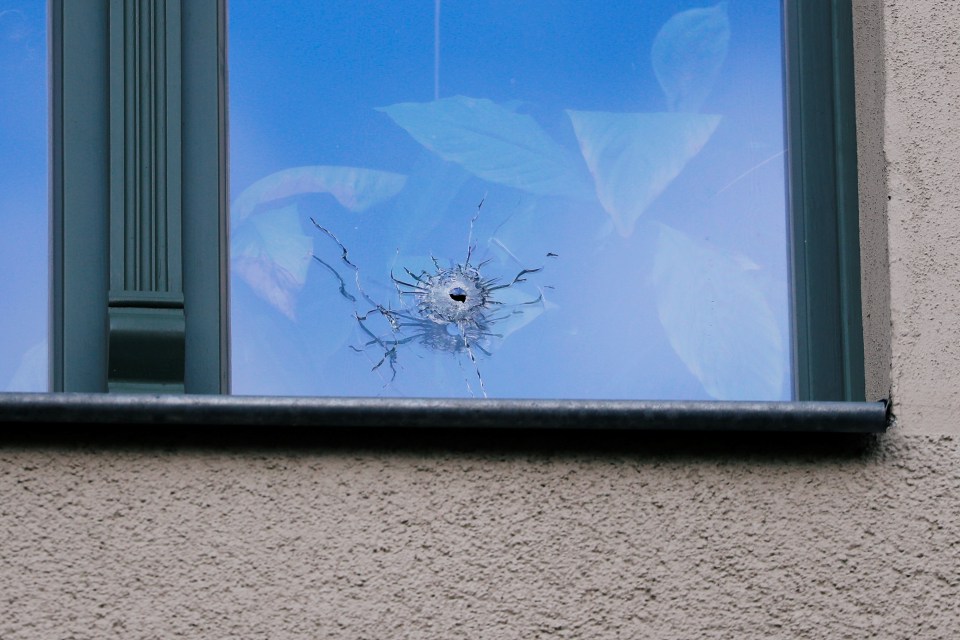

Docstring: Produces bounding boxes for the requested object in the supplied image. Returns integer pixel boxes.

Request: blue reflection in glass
[0,2,47,391]
[229,1,790,400]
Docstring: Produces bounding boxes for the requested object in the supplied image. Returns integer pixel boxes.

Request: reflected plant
[651,2,730,113]
[366,2,787,399]
[379,3,731,238]
[230,165,407,320]
[310,200,550,397]
[231,2,787,400]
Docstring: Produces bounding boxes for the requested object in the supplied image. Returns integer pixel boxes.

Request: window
[1,1,47,392]
[0,0,884,431]
[229,1,793,401]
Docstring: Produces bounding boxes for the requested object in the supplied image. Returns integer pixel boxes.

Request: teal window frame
[8,0,883,431]
[784,0,865,402]
[50,0,227,393]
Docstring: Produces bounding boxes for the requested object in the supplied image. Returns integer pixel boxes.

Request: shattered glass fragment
[310,200,551,397]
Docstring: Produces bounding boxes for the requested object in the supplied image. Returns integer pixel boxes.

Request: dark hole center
[449,287,467,303]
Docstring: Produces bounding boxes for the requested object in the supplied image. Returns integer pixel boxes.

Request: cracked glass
[228,1,791,400]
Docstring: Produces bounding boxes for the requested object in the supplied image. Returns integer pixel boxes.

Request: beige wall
[879,0,960,434]
[1,433,958,639]
[3,1,960,638]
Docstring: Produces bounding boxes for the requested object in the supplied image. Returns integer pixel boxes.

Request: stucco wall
[3,1,960,638]
[882,0,960,434]
[2,431,959,639]
[855,0,892,406]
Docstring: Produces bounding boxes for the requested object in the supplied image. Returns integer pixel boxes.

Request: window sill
[0,393,889,432]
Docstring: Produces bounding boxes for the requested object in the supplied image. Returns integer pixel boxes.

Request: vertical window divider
[50,0,110,392]
[181,0,229,394]
[52,0,228,394]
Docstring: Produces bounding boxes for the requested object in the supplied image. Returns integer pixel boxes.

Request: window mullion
[51,0,111,392]
[52,0,227,394]
[180,0,229,394]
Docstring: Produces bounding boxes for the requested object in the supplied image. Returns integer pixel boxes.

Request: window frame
[3,0,885,431]
[785,0,865,402]
[49,0,227,393]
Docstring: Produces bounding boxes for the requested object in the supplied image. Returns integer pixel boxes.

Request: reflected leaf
[651,2,730,113]
[231,165,407,224]
[652,224,786,400]
[378,96,594,200]
[232,204,313,320]
[567,110,720,237]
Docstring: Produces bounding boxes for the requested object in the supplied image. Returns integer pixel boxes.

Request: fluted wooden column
[107,0,185,392]
[52,0,227,393]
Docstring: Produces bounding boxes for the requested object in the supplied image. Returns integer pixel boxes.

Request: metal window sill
[0,393,890,433]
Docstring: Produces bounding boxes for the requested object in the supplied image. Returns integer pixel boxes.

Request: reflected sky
[229,1,790,401]
[0,2,47,392]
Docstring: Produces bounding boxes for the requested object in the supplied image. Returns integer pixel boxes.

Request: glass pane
[229,1,790,400]
[0,1,47,391]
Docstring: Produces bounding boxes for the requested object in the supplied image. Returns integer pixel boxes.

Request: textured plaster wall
[1,432,959,639]
[3,2,960,639]
[882,0,960,434]
[854,0,892,405]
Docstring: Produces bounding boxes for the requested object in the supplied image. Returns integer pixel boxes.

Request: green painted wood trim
[784,0,865,401]
[107,307,185,393]
[181,0,229,393]
[108,0,183,296]
[50,1,111,392]
[106,0,186,393]
[52,0,227,394]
